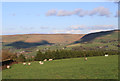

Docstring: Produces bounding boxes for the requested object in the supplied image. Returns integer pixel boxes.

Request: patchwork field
[2,55,118,79]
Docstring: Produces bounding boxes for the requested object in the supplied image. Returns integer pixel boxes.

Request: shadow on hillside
[73,30,114,44]
[5,40,53,48]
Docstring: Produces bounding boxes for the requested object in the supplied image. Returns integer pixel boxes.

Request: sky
[2,2,118,35]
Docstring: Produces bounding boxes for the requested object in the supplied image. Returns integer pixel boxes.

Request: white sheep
[40,62,44,64]
[84,57,87,61]
[49,59,53,61]
[7,65,10,69]
[28,63,31,65]
[23,62,26,65]
[44,59,47,61]
[39,61,42,63]
[105,54,108,57]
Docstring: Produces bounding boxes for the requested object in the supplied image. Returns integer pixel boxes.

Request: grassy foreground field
[2,55,118,79]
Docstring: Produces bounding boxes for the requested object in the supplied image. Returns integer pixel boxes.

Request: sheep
[49,59,53,61]
[105,54,108,57]
[84,57,87,61]
[39,62,44,64]
[39,61,42,63]
[44,59,47,61]
[7,65,10,69]
[39,61,44,64]
[28,63,31,65]
[23,62,26,65]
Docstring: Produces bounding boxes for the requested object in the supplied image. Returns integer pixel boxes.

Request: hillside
[2,30,119,55]
[73,30,119,44]
[2,34,84,53]
[67,30,119,51]
[2,34,84,44]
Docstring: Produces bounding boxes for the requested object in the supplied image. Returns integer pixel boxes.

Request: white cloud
[70,25,86,30]
[89,7,111,17]
[46,6,111,17]
[88,29,108,33]
[91,25,115,29]
[52,29,81,34]
[46,9,57,16]
[56,10,74,16]
[70,25,115,30]
[52,24,116,34]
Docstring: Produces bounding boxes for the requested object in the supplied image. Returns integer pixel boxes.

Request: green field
[66,31,119,51]
[2,55,118,79]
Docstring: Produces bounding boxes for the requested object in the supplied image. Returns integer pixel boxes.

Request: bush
[2,49,17,61]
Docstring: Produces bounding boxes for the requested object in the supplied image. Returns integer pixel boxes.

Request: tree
[34,51,44,61]
[10,53,18,61]
[17,54,26,62]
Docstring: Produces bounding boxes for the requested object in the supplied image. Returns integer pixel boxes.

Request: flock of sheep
[22,59,53,66]
[6,54,109,69]
[6,59,53,69]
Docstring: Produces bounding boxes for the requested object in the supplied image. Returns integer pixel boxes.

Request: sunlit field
[2,55,118,79]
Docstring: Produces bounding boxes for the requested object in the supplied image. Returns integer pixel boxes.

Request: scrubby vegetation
[2,50,17,61]
[2,50,33,62]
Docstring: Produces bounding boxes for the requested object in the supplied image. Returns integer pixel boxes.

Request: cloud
[91,25,115,30]
[66,30,81,33]
[46,9,57,16]
[52,30,67,33]
[56,10,74,16]
[69,25,115,30]
[69,25,86,30]
[46,6,111,17]
[52,24,116,34]
[52,29,81,34]
[89,7,111,17]
[88,30,108,33]
[73,8,89,17]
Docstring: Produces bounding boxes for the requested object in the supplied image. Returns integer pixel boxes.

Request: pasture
[2,55,118,79]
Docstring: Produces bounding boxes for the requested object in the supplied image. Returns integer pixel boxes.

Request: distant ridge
[73,30,119,44]
[2,34,84,44]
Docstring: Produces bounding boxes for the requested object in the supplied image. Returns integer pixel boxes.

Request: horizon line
[1,29,119,36]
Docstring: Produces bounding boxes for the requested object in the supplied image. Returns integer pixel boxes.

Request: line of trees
[34,50,119,61]
[2,49,119,62]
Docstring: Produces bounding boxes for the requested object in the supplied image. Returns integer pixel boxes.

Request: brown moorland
[2,34,85,44]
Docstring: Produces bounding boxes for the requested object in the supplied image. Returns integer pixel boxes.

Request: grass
[67,31,118,50]
[67,42,118,51]
[2,55,118,79]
